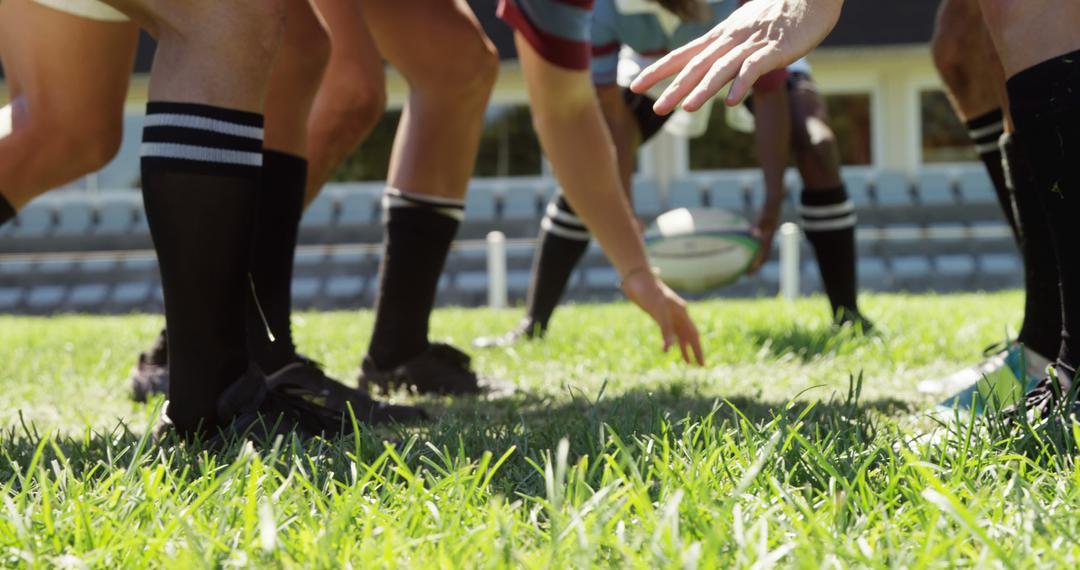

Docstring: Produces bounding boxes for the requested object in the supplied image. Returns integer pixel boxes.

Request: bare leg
[362,0,498,199]
[304,0,387,204]
[263,0,330,156]
[0,1,137,208]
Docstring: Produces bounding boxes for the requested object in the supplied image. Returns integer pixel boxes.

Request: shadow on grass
[748,323,880,362]
[0,379,911,495]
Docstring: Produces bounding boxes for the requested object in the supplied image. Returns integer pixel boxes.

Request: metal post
[779,222,801,301]
[487,231,508,309]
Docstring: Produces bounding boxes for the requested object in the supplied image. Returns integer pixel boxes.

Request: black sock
[366,188,463,370]
[967,110,1020,241]
[1008,50,1080,381]
[0,194,14,227]
[246,150,306,373]
[1001,133,1062,359]
[800,186,860,320]
[141,102,264,434]
[524,193,590,331]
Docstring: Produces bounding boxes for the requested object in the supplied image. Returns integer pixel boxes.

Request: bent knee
[317,79,387,143]
[409,34,498,102]
[28,118,122,174]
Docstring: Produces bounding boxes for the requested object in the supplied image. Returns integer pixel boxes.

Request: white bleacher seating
[55,200,95,237]
[26,285,66,311]
[917,171,957,205]
[670,179,704,209]
[465,186,497,221]
[871,171,912,207]
[632,179,663,218]
[501,186,542,220]
[841,169,874,207]
[326,276,364,300]
[338,188,380,226]
[11,200,55,238]
[301,189,338,229]
[0,288,22,310]
[94,194,138,236]
[111,282,153,306]
[69,284,109,307]
[955,167,994,204]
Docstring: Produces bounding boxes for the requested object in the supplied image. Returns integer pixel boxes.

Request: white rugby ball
[644,208,760,293]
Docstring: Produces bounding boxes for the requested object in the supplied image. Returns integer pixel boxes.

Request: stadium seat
[111,281,153,306]
[301,190,338,229]
[465,187,497,221]
[935,254,976,276]
[38,259,76,274]
[871,171,912,207]
[583,266,618,289]
[507,269,531,293]
[0,260,34,277]
[325,276,364,300]
[706,179,746,211]
[78,258,119,274]
[11,200,55,238]
[338,189,380,226]
[955,168,994,204]
[916,171,957,205]
[0,288,22,311]
[632,179,663,218]
[291,277,322,303]
[841,168,874,207]
[55,200,95,237]
[26,285,66,311]
[455,271,487,294]
[68,284,109,308]
[890,256,932,278]
[979,253,1022,275]
[501,186,542,220]
[670,180,705,209]
[94,194,138,236]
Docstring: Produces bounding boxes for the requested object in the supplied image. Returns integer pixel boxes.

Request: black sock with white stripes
[141,102,264,435]
[524,193,590,332]
[0,194,14,227]
[1001,133,1061,359]
[1009,51,1080,381]
[365,188,463,370]
[246,150,306,374]
[800,187,860,321]
[967,110,1020,241]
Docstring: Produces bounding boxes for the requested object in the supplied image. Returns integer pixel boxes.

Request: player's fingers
[677,308,705,366]
[653,33,740,114]
[726,47,778,106]
[681,44,756,112]
[631,29,720,95]
[656,297,677,354]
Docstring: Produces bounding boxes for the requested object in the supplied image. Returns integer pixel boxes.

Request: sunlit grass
[0,291,1077,567]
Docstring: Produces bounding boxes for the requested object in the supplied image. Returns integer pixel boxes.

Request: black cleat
[212,364,355,445]
[834,308,875,334]
[1000,371,1079,427]
[267,360,428,425]
[358,342,516,398]
[130,329,169,402]
[472,319,545,349]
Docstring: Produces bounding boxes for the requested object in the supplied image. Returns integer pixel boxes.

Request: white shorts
[32,0,128,22]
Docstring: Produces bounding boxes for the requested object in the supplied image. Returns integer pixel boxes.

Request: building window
[688,91,874,171]
[920,89,975,163]
[331,105,542,182]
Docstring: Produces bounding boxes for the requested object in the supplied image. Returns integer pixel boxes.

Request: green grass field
[0,291,1078,568]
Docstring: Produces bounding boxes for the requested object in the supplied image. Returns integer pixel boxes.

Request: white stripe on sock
[382,193,465,221]
[542,217,590,241]
[975,141,1001,155]
[140,143,263,166]
[799,200,854,217]
[545,201,585,228]
[802,214,857,232]
[144,114,264,140]
[968,120,1003,140]
[384,187,466,208]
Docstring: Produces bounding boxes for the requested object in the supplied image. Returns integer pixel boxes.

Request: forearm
[752,87,790,219]
[534,98,647,274]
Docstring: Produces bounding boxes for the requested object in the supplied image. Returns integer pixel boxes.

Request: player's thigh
[0,1,136,138]
[978,0,1080,76]
[361,0,496,89]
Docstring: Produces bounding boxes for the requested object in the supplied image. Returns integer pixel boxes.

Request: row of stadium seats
[0,240,1023,315]
[0,165,1023,315]
[0,166,997,251]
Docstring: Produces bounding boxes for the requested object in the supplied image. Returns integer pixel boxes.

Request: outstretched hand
[622,271,705,366]
[630,0,844,114]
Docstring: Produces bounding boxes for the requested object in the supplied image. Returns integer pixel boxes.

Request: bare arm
[747,84,790,274]
[631,0,844,113]
[516,35,704,365]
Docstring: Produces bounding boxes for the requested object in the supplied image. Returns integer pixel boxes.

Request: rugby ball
[644,208,760,293]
